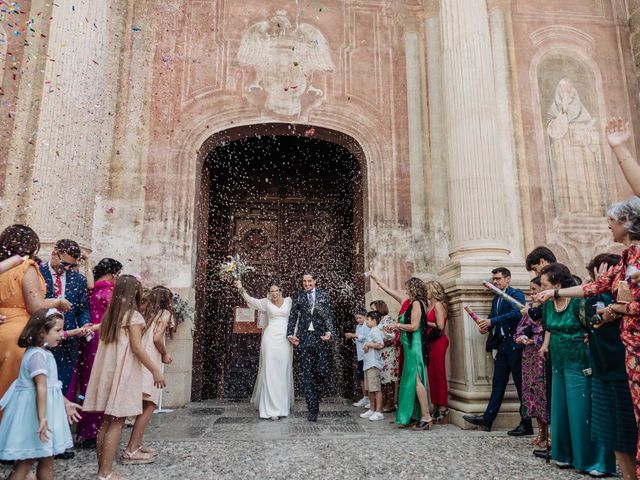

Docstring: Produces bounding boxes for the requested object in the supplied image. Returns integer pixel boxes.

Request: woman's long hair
[141,286,176,337]
[100,275,142,343]
[0,224,40,262]
[406,277,427,302]
[426,280,449,312]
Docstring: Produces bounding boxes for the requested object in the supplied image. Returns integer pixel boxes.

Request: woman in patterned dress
[370,300,398,412]
[514,277,548,448]
[538,197,640,479]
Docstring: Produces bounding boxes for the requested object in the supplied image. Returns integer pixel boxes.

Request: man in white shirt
[287,273,334,421]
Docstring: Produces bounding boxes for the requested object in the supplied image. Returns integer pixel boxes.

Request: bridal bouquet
[172,293,195,328]
[218,254,256,282]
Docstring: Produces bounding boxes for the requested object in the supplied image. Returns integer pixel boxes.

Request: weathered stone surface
[0,401,599,480]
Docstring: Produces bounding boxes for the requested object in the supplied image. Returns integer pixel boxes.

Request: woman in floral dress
[371,300,398,412]
[514,277,548,448]
[538,197,640,479]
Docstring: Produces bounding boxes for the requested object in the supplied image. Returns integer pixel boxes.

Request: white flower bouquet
[218,254,256,281]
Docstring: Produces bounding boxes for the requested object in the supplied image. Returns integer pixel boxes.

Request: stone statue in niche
[236,10,334,117]
[546,78,603,216]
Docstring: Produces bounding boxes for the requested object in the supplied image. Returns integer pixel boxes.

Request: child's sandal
[121,448,155,465]
[139,445,158,457]
[98,473,128,480]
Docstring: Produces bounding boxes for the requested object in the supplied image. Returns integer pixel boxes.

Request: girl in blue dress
[0,308,82,480]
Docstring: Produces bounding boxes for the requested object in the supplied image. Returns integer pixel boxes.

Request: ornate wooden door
[198,134,363,399]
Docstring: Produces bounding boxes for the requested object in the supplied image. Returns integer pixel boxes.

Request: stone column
[440,0,511,260]
[438,0,528,428]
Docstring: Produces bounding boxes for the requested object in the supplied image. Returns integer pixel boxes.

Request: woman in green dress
[388,277,433,430]
[538,263,615,476]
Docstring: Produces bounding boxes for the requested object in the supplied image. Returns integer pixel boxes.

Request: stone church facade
[1,0,640,424]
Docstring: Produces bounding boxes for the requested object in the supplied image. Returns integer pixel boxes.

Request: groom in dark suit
[287,273,334,422]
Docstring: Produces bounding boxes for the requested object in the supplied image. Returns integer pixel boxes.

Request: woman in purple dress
[514,277,548,449]
[72,258,122,448]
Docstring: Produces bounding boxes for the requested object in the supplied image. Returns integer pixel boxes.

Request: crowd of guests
[347,276,450,429]
[345,117,640,479]
[0,228,176,480]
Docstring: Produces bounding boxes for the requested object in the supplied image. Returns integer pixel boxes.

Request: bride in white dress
[234,279,294,419]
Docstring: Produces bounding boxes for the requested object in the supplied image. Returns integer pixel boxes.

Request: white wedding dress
[241,291,294,418]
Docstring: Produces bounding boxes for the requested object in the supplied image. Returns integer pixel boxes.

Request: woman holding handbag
[425,280,449,424]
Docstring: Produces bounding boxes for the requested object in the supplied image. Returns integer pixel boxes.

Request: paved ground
[1,400,610,479]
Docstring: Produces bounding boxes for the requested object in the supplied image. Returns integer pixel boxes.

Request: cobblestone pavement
[1,400,608,479]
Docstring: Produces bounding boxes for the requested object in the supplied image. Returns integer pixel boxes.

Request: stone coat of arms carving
[237,10,334,117]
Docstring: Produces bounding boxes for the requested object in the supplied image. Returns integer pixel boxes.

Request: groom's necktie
[307,291,315,331]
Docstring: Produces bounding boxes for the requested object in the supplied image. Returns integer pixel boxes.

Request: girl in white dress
[0,308,81,480]
[234,279,294,420]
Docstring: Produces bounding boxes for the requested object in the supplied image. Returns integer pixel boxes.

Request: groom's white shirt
[307,288,316,331]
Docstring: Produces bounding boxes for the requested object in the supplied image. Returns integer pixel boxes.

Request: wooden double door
[196,135,363,399]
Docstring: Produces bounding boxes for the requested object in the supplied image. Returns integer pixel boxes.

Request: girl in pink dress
[71,258,122,447]
[123,286,175,460]
[82,275,165,480]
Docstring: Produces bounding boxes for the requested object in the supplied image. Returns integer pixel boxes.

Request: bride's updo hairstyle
[266,278,283,297]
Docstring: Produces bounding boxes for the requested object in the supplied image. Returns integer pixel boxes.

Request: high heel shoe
[437,409,449,424]
[411,419,433,431]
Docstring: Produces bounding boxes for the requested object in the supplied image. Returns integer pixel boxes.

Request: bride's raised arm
[234,280,268,312]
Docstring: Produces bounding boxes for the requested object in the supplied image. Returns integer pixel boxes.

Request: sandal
[121,448,155,465]
[437,409,450,424]
[382,406,396,413]
[412,419,433,431]
[139,445,158,457]
[537,439,550,449]
[98,473,128,480]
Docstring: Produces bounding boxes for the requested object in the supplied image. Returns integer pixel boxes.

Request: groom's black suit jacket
[287,288,334,346]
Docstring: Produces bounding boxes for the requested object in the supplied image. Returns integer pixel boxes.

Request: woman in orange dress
[0,225,71,401]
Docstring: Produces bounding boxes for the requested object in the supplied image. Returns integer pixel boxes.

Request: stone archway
[191,123,368,401]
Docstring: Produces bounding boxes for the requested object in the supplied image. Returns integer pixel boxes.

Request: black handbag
[405,300,431,366]
[485,329,502,352]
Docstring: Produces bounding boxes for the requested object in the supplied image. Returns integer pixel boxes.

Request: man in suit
[463,267,532,436]
[40,239,91,394]
[287,273,334,422]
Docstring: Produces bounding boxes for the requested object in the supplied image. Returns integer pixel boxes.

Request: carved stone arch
[150,111,385,269]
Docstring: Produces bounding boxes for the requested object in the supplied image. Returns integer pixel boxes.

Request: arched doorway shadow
[192,124,367,401]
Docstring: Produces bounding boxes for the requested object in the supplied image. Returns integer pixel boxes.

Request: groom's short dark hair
[302,272,317,280]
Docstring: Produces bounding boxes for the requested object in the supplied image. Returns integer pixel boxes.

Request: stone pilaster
[630,0,640,74]
[425,14,451,269]
[405,31,427,235]
[21,0,119,250]
[438,0,527,428]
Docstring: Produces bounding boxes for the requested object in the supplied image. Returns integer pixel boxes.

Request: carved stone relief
[537,53,608,219]
[236,10,334,118]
